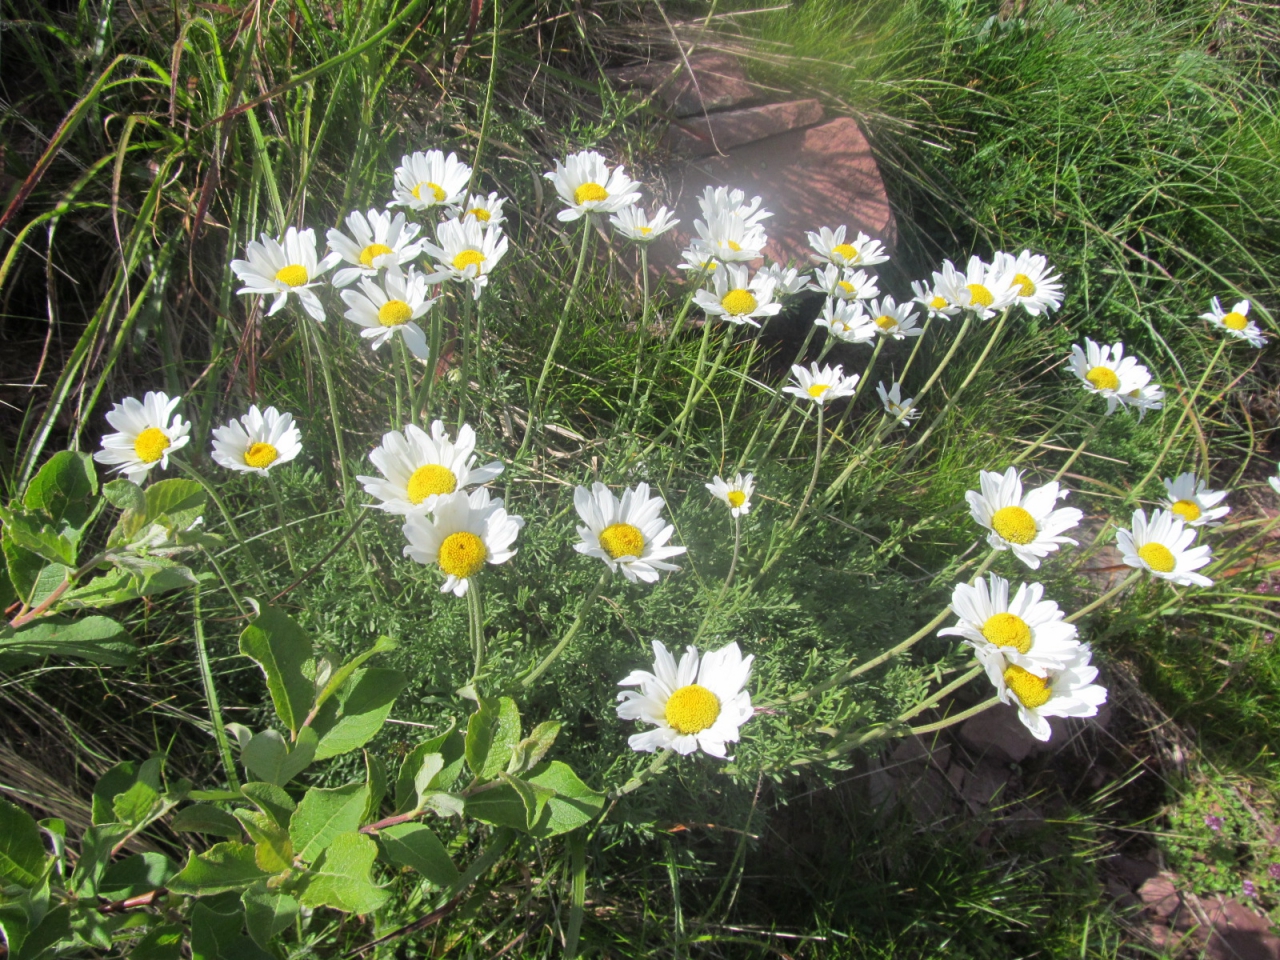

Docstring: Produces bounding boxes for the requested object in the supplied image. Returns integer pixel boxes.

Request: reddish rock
[667,99,825,157]
[1138,873,1182,921]
[1202,897,1280,960]
[957,702,1041,763]
[960,759,1011,810]
[608,53,755,117]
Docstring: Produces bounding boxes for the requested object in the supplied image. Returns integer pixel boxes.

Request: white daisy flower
[1067,338,1154,415]
[326,209,424,288]
[911,278,961,320]
[806,226,889,268]
[677,243,721,276]
[1199,297,1267,347]
[609,204,678,243]
[389,150,471,212]
[357,420,504,516]
[1270,467,1280,497]
[1118,381,1164,421]
[445,191,507,228]
[545,150,641,222]
[933,255,1017,320]
[807,264,878,302]
[696,186,772,230]
[993,250,1063,316]
[210,405,302,477]
[421,218,508,300]
[782,363,860,407]
[706,473,755,518]
[758,262,806,297]
[975,642,1107,742]
[340,266,435,358]
[573,482,687,584]
[93,391,192,485]
[693,210,768,263]
[616,640,754,758]
[402,490,522,597]
[1116,508,1213,587]
[693,263,782,327]
[939,573,1081,674]
[1161,473,1229,528]
[866,296,923,339]
[966,467,1083,570]
[815,298,876,345]
[231,227,339,323]
[876,381,920,426]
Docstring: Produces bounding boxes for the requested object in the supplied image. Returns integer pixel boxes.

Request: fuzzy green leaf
[378,822,459,888]
[171,804,243,839]
[238,605,315,734]
[241,727,316,787]
[169,842,271,895]
[0,798,47,889]
[289,783,369,863]
[0,615,134,669]
[297,831,388,915]
[311,667,406,761]
[242,882,298,949]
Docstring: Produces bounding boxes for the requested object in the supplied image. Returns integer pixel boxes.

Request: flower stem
[520,572,608,687]
[193,581,241,790]
[397,334,418,429]
[267,473,298,575]
[693,514,741,645]
[907,311,974,409]
[895,315,934,382]
[908,307,1009,453]
[895,664,985,725]
[468,580,486,682]
[908,696,1000,736]
[457,293,474,430]
[610,747,673,799]
[1050,416,1104,483]
[178,461,270,595]
[1064,568,1144,623]
[828,336,884,445]
[622,244,652,433]
[788,405,825,532]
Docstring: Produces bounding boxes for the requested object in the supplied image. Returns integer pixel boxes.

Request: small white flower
[696,186,771,230]
[402,490,522,597]
[876,381,919,426]
[231,227,339,322]
[93,391,192,485]
[445,191,507,227]
[617,640,754,758]
[389,150,471,212]
[693,210,768,263]
[573,482,687,584]
[1199,297,1267,347]
[326,209,424,288]
[865,296,923,339]
[975,642,1107,742]
[340,266,435,358]
[693,263,782,327]
[807,264,878,302]
[806,226,889,268]
[911,278,961,320]
[815,298,876,345]
[677,243,721,276]
[993,250,1063,316]
[1068,338,1154,415]
[609,204,678,243]
[939,573,1081,674]
[210,405,301,477]
[421,218,508,299]
[357,420,504,515]
[1118,381,1164,420]
[545,150,641,222]
[758,262,806,297]
[933,255,1017,320]
[966,467,1082,570]
[1116,508,1213,587]
[706,473,755,518]
[1161,473,1229,528]
[783,363,860,406]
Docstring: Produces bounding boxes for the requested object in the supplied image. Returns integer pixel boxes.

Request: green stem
[520,572,608,687]
[907,311,973,408]
[397,333,417,429]
[788,405,824,532]
[828,336,884,445]
[622,244,652,434]
[633,334,733,463]
[609,747,673,799]
[693,514,741,645]
[193,581,241,790]
[267,474,298,575]
[895,315,934,382]
[1064,569,1143,623]
[457,293,473,430]
[1009,393,1088,467]
[747,324,821,468]
[677,313,717,443]
[203,547,248,617]
[468,581,485,683]
[908,696,1000,736]
[178,461,270,595]
[908,307,1010,454]
[423,305,443,414]
[895,664,985,725]
[631,276,704,435]
[1050,416,1104,483]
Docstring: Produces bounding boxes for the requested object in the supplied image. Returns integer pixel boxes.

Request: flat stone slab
[609,52,755,117]
[666,99,825,157]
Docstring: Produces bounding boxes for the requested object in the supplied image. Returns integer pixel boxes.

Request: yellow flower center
[721,289,758,316]
[244,442,279,469]
[990,505,1038,545]
[274,264,309,287]
[1170,499,1202,523]
[807,383,831,399]
[1222,311,1248,331]
[637,225,653,235]
[1011,272,1037,297]
[726,240,742,252]
[929,295,948,309]
[982,612,1033,654]
[831,242,859,262]
[665,683,721,735]
[573,182,609,204]
[1086,366,1121,392]
[412,181,447,203]
[358,243,394,267]
[1137,542,1176,573]
[727,490,746,509]
[378,299,414,327]
[452,249,485,272]
[1002,664,1053,709]
[966,283,994,308]
[438,531,487,579]
[406,464,458,504]
[599,522,645,560]
[133,427,170,464]
[467,207,491,222]
[874,314,897,331]
[836,280,856,296]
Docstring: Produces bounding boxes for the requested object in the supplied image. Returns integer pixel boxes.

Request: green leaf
[169,842,271,895]
[232,809,293,875]
[7,905,70,960]
[0,798,47,889]
[288,783,369,863]
[507,721,562,776]
[240,782,295,830]
[102,478,145,514]
[394,723,463,813]
[501,772,554,829]
[242,882,298,949]
[297,832,388,915]
[2,534,45,605]
[467,761,604,838]
[70,823,131,897]
[311,667,407,761]
[24,451,98,531]
[364,752,387,822]
[311,635,397,720]
[190,898,273,960]
[143,478,205,528]
[0,507,76,567]
[466,697,521,782]
[378,822,459,888]
[99,852,175,898]
[463,785,530,833]
[129,922,183,960]
[92,760,146,825]
[395,753,443,816]
[238,605,315,734]
[0,615,134,669]
[171,805,243,839]
[111,756,163,827]
[240,727,316,787]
